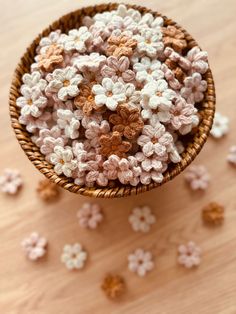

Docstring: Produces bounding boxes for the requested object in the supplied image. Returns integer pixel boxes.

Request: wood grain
[0,0,236,313]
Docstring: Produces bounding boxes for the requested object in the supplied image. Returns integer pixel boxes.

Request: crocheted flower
[21,232,47,261]
[181,73,207,104]
[186,46,209,74]
[46,66,83,101]
[77,202,103,229]
[109,104,144,140]
[57,109,80,139]
[21,71,47,91]
[36,179,60,201]
[101,274,125,299]
[62,27,92,53]
[50,145,77,177]
[134,28,164,58]
[184,165,210,190]
[227,145,236,165]
[61,243,87,270]
[85,155,108,187]
[202,202,224,225]
[169,97,199,135]
[162,26,187,53]
[38,30,62,53]
[38,44,64,72]
[210,112,229,138]
[0,168,23,194]
[129,206,156,233]
[92,78,126,111]
[101,56,135,83]
[128,248,154,277]
[85,120,110,147]
[178,242,201,269]
[99,131,131,158]
[17,86,47,118]
[133,57,164,83]
[74,85,103,116]
[106,34,137,57]
[73,52,106,72]
[19,112,51,133]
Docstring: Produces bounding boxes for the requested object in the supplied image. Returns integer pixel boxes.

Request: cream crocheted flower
[128,248,154,277]
[50,145,77,177]
[46,66,83,101]
[21,71,47,91]
[133,57,164,83]
[21,232,47,261]
[38,30,62,53]
[57,109,80,139]
[61,27,92,53]
[73,52,106,72]
[61,243,87,270]
[77,202,103,229]
[0,168,23,194]
[210,112,229,138]
[181,73,207,104]
[184,165,210,190]
[129,206,156,233]
[178,241,201,269]
[134,28,164,58]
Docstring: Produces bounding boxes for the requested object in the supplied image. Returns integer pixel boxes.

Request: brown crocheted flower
[99,131,131,158]
[165,58,186,83]
[107,34,137,58]
[162,26,187,53]
[38,44,64,72]
[109,104,144,140]
[101,274,125,299]
[74,85,103,116]
[36,179,60,201]
[202,202,224,225]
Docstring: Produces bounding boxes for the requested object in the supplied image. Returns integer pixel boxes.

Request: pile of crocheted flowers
[16,4,209,188]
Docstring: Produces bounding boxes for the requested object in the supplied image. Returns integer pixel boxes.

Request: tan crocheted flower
[107,35,137,58]
[74,85,103,116]
[99,131,131,158]
[202,202,224,225]
[109,104,144,140]
[165,58,186,83]
[162,26,187,53]
[101,274,125,299]
[38,44,64,72]
[36,179,60,201]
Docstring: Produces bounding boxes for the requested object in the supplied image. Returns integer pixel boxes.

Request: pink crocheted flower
[0,168,23,194]
[21,232,47,261]
[101,56,135,82]
[186,46,209,74]
[77,202,103,229]
[184,165,210,190]
[178,241,201,268]
[19,111,52,133]
[85,155,109,187]
[181,73,207,104]
[85,120,110,148]
[128,248,154,277]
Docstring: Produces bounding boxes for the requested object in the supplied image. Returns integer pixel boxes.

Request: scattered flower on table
[210,112,229,138]
[129,206,156,233]
[101,274,125,299]
[61,243,87,270]
[0,168,23,195]
[202,202,224,225]
[184,165,210,191]
[77,202,104,229]
[178,241,201,269]
[21,232,47,261]
[227,145,236,165]
[36,179,60,201]
[128,248,154,277]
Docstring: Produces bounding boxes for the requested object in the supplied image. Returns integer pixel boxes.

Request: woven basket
[9,3,215,198]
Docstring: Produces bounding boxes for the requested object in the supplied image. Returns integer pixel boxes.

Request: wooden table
[1,0,236,313]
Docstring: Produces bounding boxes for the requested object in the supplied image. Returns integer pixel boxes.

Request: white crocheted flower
[129,206,156,233]
[46,66,83,101]
[133,57,164,83]
[61,27,92,53]
[116,4,141,22]
[178,241,201,269]
[181,73,207,104]
[17,86,47,118]
[138,12,164,28]
[92,78,126,111]
[19,112,51,133]
[128,248,154,277]
[21,232,47,261]
[21,71,47,91]
[134,28,164,58]
[38,30,62,53]
[77,202,103,229]
[210,112,229,138]
[0,168,23,194]
[85,120,110,148]
[57,109,80,139]
[50,145,77,177]
[61,243,87,270]
[227,146,236,165]
[73,52,106,72]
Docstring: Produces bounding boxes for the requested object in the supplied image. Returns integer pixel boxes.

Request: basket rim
[9,2,216,198]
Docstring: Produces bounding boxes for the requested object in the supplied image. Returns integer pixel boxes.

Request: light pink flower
[161,63,181,90]
[21,232,47,261]
[128,248,154,277]
[77,202,103,229]
[101,56,135,83]
[186,46,209,74]
[181,73,207,104]
[85,120,110,148]
[227,146,236,165]
[19,112,52,133]
[129,206,156,233]
[85,155,108,187]
[164,47,191,71]
[178,241,201,268]
[184,165,210,190]
[0,168,23,194]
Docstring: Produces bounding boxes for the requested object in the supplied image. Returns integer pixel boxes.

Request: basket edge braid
[9,2,216,198]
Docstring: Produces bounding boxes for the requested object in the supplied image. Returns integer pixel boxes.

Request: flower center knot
[63,79,70,87]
